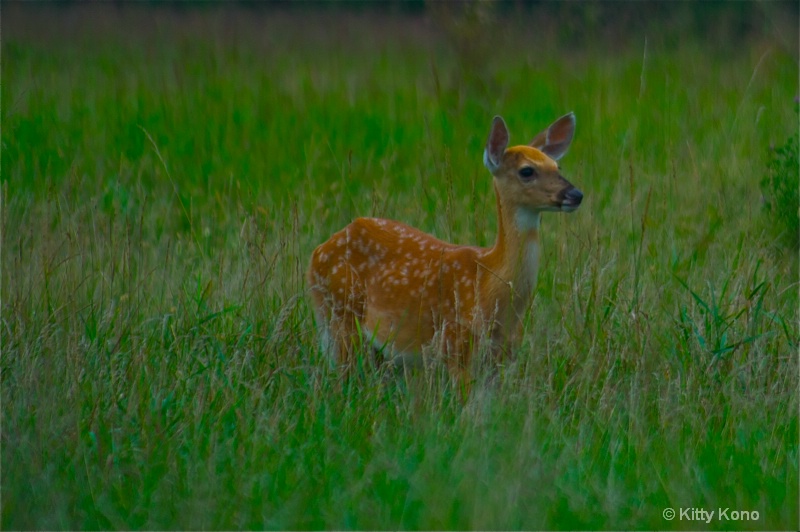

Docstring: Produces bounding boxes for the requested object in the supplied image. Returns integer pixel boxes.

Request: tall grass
[2,5,798,530]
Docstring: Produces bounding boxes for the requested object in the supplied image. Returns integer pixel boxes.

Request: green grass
[2,4,798,530]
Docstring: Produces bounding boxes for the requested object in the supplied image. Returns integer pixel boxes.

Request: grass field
[2,3,799,530]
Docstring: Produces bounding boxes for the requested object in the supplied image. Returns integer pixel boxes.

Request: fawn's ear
[484,116,509,173]
[529,112,575,161]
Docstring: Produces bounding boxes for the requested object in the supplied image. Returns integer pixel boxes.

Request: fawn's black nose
[558,186,583,212]
[565,187,583,205]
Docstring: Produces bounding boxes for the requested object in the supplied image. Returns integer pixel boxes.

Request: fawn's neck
[483,187,541,304]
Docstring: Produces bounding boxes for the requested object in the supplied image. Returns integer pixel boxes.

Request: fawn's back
[309,216,488,362]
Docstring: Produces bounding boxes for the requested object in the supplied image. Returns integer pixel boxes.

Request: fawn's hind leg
[321,263,367,372]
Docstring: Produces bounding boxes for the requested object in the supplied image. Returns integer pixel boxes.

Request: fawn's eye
[518,167,537,180]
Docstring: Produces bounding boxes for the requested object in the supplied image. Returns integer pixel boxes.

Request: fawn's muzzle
[559,186,583,212]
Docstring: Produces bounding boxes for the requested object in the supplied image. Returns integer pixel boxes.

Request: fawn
[307,113,582,390]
